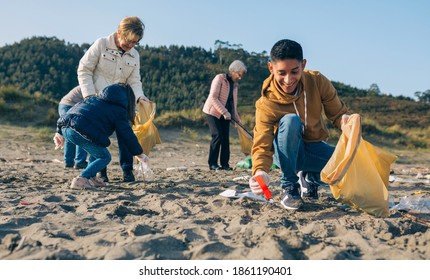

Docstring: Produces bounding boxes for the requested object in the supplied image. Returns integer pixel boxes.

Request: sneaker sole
[280,199,303,210]
[69,184,94,190]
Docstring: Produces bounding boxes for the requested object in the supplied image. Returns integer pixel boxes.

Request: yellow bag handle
[135,102,156,130]
[323,114,362,184]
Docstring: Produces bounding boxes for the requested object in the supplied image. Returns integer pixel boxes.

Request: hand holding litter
[136,160,154,181]
[249,170,270,196]
[134,154,154,180]
[136,153,149,163]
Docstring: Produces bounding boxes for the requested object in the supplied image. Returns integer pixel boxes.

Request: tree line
[3,36,426,113]
[1,36,429,149]
[0,36,269,113]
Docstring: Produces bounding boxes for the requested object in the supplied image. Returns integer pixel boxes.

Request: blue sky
[1,0,429,98]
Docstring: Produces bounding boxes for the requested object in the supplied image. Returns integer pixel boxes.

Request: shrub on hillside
[0,86,58,125]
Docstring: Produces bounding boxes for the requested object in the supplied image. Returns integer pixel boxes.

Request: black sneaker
[123,170,135,182]
[209,165,220,171]
[306,171,329,188]
[219,166,233,170]
[97,168,109,182]
[280,183,303,210]
[74,161,88,169]
[299,171,319,199]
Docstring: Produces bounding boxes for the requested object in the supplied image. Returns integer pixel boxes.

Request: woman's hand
[223,112,231,120]
[138,96,150,104]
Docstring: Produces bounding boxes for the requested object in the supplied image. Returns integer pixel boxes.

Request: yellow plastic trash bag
[237,124,253,156]
[321,114,397,217]
[132,101,161,155]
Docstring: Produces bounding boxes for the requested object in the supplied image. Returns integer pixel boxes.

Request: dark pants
[206,114,230,167]
[118,135,133,172]
[99,132,133,175]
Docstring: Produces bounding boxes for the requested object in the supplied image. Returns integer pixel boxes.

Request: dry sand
[0,124,429,260]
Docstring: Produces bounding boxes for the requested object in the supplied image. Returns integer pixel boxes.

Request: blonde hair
[118,16,145,41]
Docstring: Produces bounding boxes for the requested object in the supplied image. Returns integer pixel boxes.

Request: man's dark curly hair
[270,39,303,62]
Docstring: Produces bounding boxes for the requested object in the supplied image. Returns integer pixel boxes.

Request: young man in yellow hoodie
[249,39,350,210]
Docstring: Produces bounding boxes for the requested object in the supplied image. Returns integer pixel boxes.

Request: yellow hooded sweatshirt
[251,70,348,175]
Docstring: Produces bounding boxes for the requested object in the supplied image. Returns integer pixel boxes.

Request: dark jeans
[206,114,230,167]
[95,132,133,176]
[117,134,133,172]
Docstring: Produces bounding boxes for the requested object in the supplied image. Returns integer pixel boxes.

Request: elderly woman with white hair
[202,60,247,171]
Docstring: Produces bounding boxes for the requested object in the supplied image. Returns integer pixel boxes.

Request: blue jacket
[57,84,143,156]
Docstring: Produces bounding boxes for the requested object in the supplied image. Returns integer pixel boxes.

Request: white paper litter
[219,189,268,202]
[389,175,430,184]
[166,166,188,171]
[232,175,251,182]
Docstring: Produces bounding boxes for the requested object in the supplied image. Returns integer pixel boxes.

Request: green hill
[0,37,429,149]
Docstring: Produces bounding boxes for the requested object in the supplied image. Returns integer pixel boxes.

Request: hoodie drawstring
[293,90,307,134]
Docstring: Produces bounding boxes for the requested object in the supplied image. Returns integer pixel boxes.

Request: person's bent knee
[278,114,302,133]
[98,150,112,165]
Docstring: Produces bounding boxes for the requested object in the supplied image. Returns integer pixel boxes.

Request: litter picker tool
[231,119,253,139]
[256,175,273,203]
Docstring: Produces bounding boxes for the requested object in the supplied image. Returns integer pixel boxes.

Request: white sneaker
[89,177,106,187]
[70,176,93,190]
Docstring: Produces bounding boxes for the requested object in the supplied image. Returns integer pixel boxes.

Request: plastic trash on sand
[166,166,188,171]
[232,175,251,186]
[219,189,270,203]
[390,195,430,214]
[388,175,430,184]
[135,161,155,181]
[236,155,252,169]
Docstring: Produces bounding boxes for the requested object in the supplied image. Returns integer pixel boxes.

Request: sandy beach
[0,124,429,260]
